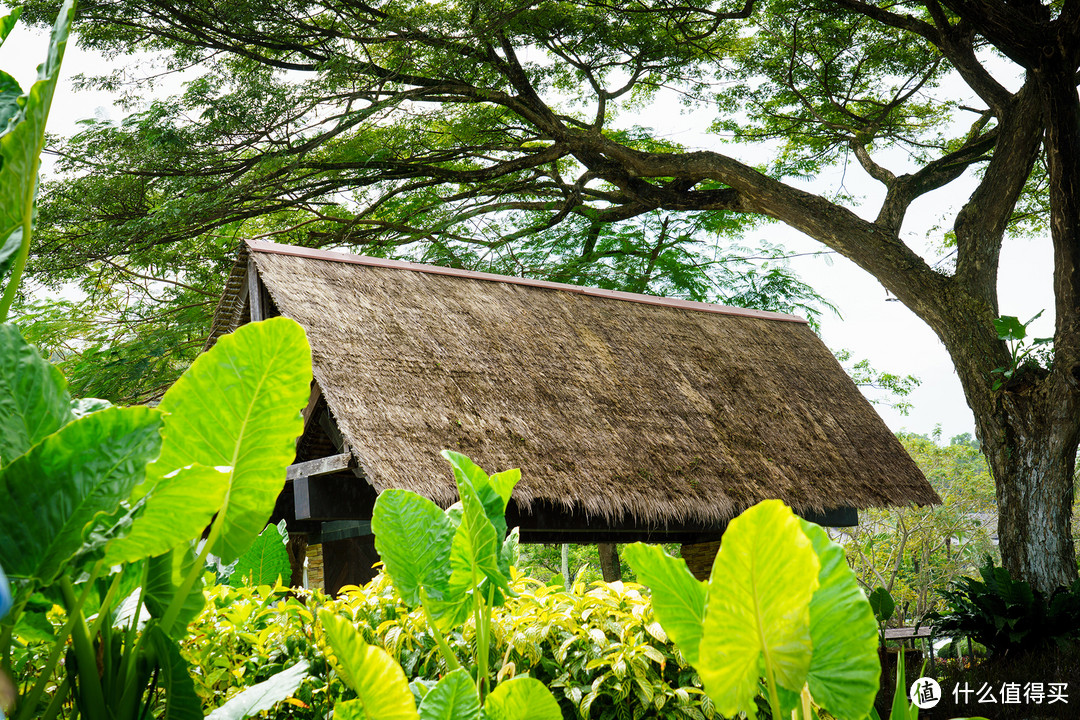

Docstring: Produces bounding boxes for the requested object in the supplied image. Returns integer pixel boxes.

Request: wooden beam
[301,379,323,425]
[247,257,264,322]
[286,452,353,481]
[293,473,377,521]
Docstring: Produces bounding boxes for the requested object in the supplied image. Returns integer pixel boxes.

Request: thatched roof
[213,239,938,528]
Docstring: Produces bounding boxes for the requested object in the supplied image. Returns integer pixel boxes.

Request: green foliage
[0,315,312,720]
[0,0,75,320]
[839,432,997,626]
[358,453,564,717]
[320,610,419,720]
[626,500,879,720]
[228,521,291,588]
[834,349,921,416]
[182,572,719,720]
[990,311,1053,390]
[930,558,1080,656]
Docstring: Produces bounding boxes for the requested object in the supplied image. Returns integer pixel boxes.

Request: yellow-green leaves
[0,0,75,320]
[148,316,311,563]
[621,543,706,664]
[699,500,818,719]
[626,500,880,720]
[320,611,419,720]
[483,677,563,720]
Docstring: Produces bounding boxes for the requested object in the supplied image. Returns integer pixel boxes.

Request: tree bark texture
[597,542,622,582]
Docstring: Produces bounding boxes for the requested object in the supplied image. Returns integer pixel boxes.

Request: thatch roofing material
[237,240,938,526]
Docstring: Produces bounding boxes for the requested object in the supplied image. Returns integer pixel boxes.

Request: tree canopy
[15,0,1080,591]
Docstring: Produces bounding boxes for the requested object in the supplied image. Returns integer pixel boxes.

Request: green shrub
[930,557,1080,656]
[183,572,717,719]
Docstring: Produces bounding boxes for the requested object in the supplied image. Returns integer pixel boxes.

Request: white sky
[1,12,1053,442]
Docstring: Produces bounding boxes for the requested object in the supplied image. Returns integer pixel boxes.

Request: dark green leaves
[416,669,479,720]
[0,406,162,585]
[0,323,73,467]
[146,624,205,720]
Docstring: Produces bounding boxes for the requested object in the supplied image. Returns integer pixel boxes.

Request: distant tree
[16,0,1080,591]
[840,432,998,624]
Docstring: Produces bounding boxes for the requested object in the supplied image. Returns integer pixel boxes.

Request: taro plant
[0,5,316,715]
[0,313,313,720]
[624,500,881,720]
[317,451,562,719]
[869,586,896,648]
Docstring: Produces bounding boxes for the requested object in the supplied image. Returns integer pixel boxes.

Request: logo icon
[911,677,942,709]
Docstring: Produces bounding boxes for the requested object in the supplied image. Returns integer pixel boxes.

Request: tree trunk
[597,542,621,582]
[973,379,1080,594]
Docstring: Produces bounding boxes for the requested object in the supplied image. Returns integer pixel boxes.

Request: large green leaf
[441,450,511,540]
[104,465,229,566]
[799,520,880,719]
[0,7,22,46]
[203,660,310,720]
[144,545,206,636]
[371,489,454,607]
[0,406,162,585]
[696,500,820,720]
[416,668,479,720]
[0,323,74,467]
[622,543,707,664]
[146,623,205,720]
[0,0,74,303]
[483,677,563,720]
[448,484,508,600]
[229,520,291,586]
[319,611,418,720]
[149,317,311,563]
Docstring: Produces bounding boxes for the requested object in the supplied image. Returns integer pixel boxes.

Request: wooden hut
[207,239,939,592]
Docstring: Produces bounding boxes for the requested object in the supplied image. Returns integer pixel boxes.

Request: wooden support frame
[247,257,264,322]
[286,452,352,481]
[289,453,376,521]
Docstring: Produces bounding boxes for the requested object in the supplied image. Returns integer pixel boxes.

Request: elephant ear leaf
[0,0,75,311]
[0,323,74,467]
[319,610,418,720]
[371,489,454,607]
[148,317,311,564]
[800,519,880,720]
[696,500,819,720]
[483,677,562,720]
[623,543,707,664]
[0,406,162,585]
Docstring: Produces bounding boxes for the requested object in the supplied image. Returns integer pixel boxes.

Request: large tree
[18,0,1080,590]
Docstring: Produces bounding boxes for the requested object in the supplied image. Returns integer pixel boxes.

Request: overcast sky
[2,12,1050,443]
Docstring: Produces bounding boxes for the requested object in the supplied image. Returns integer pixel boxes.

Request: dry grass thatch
[214,239,939,527]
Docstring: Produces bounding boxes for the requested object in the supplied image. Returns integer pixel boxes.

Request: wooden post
[597,542,621,582]
[247,257,264,322]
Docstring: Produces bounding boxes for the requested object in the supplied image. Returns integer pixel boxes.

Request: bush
[930,558,1080,656]
[183,572,717,720]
